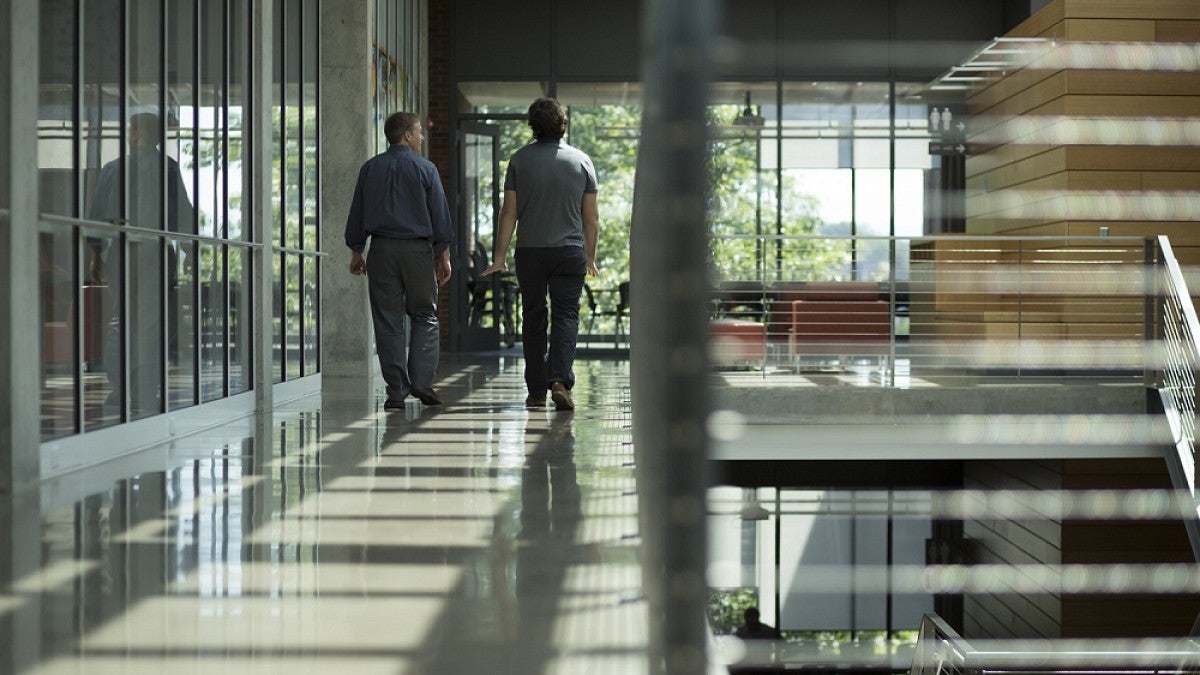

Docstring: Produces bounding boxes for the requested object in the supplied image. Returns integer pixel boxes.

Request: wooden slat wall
[930,0,1200,364]
[1059,458,1200,638]
[962,458,1200,640]
[966,0,1200,243]
[963,460,1064,639]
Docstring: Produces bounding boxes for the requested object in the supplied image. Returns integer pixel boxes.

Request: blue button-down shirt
[344,144,454,256]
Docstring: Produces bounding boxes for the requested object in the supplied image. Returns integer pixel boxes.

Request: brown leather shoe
[525,394,546,407]
[550,382,574,411]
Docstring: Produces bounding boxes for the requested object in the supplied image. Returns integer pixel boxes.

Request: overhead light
[734,91,765,128]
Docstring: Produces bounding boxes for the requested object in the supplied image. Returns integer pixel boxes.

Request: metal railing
[1153,235,1200,559]
[709,234,1157,387]
[910,613,1200,675]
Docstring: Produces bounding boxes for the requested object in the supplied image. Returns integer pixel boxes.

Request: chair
[467,240,520,346]
[584,280,629,347]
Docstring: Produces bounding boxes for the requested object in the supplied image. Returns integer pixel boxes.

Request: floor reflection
[5,358,646,674]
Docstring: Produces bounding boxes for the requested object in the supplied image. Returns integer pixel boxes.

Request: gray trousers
[366,237,439,401]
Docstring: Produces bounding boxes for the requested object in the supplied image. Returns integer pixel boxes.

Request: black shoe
[383,399,406,412]
[412,388,443,406]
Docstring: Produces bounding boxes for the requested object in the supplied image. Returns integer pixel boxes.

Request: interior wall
[963,458,1200,640]
[453,0,1012,83]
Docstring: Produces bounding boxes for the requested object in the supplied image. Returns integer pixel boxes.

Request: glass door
[456,121,502,350]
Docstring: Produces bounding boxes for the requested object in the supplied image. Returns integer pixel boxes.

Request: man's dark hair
[527,97,567,141]
[385,112,419,145]
[744,607,760,623]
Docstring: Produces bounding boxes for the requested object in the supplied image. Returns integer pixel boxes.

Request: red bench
[782,281,891,364]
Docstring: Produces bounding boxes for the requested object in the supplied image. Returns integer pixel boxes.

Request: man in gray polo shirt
[483,97,599,411]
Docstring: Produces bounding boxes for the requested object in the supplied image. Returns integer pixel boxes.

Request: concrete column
[1,4,46,672]
[0,0,42,489]
[630,0,716,672]
[319,0,375,388]
[253,0,275,413]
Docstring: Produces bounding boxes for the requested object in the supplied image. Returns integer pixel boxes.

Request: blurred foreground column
[631,0,717,673]
[1,2,47,672]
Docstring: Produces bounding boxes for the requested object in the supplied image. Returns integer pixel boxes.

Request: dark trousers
[366,237,439,401]
[515,246,586,395]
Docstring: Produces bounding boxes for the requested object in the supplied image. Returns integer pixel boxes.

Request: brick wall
[429,0,454,350]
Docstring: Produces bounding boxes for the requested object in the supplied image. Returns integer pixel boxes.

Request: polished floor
[6,357,648,674]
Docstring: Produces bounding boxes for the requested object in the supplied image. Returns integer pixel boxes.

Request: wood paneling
[1062,18,1156,41]
[1157,19,1200,41]
[963,457,1200,640]
[1063,0,1200,21]
[963,460,1064,639]
[965,0,1200,277]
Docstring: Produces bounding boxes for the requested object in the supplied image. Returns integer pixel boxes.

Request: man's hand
[349,252,367,276]
[481,262,508,277]
[436,255,452,287]
[587,261,599,277]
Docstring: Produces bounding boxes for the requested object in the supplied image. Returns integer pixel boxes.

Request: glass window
[200,243,226,402]
[81,0,122,224]
[39,0,80,441]
[228,246,251,394]
[707,83,777,284]
[82,228,120,430]
[40,229,77,439]
[272,253,284,383]
[229,0,250,242]
[168,237,197,410]
[127,232,164,420]
[712,488,934,639]
[39,0,77,218]
[198,0,225,240]
[303,255,318,376]
[284,253,302,381]
[302,0,318,253]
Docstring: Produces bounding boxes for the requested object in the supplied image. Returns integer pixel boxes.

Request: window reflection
[36,0,318,442]
[81,228,120,429]
[229,246,251,394]
[169,237,197,409]
[40,229,77,438]
[200,243,227,402]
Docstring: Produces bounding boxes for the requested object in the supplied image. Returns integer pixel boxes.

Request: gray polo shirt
[503,138,597,249]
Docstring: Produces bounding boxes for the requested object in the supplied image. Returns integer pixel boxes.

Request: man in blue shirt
[345,112,454,410]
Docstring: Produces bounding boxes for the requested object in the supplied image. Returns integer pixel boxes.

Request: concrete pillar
[253,0,275,413]
[319,0,375,388]
[631,0,716,672]
[0,0,42,489]
[1,3,46,672]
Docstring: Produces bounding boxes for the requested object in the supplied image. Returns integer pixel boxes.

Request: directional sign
[929,141,967,155]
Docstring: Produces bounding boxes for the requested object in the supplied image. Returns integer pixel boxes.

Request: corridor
[6,358,648,674]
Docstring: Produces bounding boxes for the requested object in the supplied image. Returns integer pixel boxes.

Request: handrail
[1152,235,1200,560]
[909,613,1200,675]
[712,233,1148,242]
[41,213,263,249]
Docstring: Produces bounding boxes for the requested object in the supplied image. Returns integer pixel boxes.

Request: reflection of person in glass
[735,606,782,640]
[88,112,194,415]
